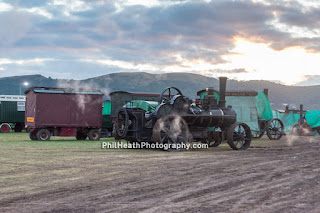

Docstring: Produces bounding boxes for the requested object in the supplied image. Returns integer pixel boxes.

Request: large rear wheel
[227,122,252,150]
[152,115,191,151]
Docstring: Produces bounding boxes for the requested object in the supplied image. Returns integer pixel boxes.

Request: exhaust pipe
[298,104,304,125]
[263,89,269,97]
[219,77,227,108]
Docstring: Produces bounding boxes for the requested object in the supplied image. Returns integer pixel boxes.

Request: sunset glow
[221,38,320,85]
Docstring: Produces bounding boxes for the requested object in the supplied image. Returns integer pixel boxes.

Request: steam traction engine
[115,77,252,151]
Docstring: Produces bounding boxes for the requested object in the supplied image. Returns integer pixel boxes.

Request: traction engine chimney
[219,77,227,109]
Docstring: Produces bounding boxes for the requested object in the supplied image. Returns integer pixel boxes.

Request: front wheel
[227,122,252,150]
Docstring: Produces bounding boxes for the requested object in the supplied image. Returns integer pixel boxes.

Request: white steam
[153,114,192,144]
[56,78,110,114]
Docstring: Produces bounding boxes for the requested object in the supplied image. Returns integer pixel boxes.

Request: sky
[0,0,320,86]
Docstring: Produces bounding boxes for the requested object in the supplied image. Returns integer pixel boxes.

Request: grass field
[1,132,320,212]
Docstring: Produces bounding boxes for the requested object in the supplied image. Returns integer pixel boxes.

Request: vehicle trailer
[114,77,252,151]
[0,95,26,133]
[25,87,104,141]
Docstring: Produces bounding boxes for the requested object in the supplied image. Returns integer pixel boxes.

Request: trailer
[0,95,26,133]
[25,87,104,141]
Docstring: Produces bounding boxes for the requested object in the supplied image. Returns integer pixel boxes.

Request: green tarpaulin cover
[255,92,273,121]
[124,100,158,112]
[305,110,320,128]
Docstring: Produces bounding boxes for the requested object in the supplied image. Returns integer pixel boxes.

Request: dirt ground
[1,134,320,213]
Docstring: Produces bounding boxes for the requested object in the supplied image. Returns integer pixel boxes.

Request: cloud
[20,7,53,19]
[0,0,320,85]
[0,1,12,12]
[0,58,55,65]
[82,58,159,72]
[48,0,92,16]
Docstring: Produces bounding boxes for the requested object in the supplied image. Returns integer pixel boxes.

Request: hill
[1,72,320,110]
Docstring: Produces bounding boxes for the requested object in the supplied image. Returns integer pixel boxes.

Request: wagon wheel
[266,118,284,140]
[116,108,129,137]
[152,115,191,152]
[159,87,183,104]
[291,124,300,135]
[227,122,252,150]
[300,123,312,136]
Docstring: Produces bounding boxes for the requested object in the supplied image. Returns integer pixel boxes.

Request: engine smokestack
[219,77,227,108]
